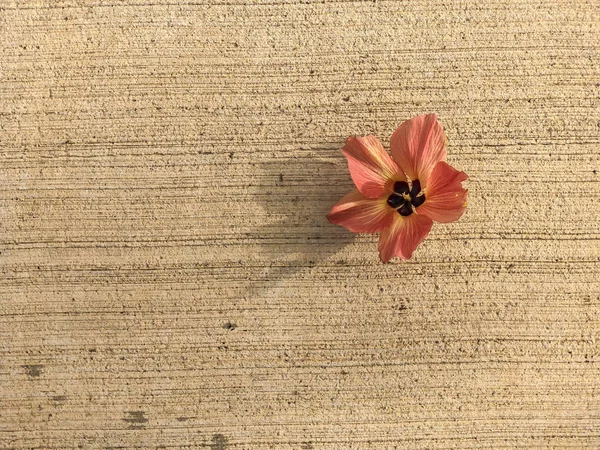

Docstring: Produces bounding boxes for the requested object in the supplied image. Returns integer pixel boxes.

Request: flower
[327,114,468,262]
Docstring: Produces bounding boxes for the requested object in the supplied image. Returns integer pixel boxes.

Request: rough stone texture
[1,0,600,448]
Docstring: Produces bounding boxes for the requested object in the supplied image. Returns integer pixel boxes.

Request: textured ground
[1,0,600,448]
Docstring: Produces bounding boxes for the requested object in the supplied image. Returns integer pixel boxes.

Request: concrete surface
[1,0,600,448]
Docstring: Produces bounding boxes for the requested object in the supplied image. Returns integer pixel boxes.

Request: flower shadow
[248,146,356,294]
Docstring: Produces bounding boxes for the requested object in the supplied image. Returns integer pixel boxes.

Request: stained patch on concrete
[210,434,228,450]
[51,395,68,402]
[122,411,148,429]
[23,364,44,377]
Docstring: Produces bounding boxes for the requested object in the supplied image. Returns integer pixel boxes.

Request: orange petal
[327,189,394,233]
[377,213,433,262]
[342,135,403,199]
[390,114,447,185]
[418,161,468,223]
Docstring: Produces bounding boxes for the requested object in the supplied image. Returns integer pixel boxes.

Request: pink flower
[327,114,468,262]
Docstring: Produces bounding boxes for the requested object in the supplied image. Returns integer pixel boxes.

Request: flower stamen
[393,181,409,195]
[387,178,427,216]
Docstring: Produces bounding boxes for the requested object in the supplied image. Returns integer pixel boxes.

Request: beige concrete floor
[1,0,600,448]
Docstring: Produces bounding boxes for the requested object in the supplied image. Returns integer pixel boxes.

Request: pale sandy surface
[1,1,600,448]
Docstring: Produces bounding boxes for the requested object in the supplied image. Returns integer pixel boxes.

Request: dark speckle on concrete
[394,303,408,312]
[210,434,229,450]
[223,322,237,331]
[23,364,44,377]
[52,395,68,402]
[301,443,314,450]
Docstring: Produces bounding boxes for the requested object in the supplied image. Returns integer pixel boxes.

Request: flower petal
[418,161,468,223]
[327,189,394,233]
[390,114,447,185]
[377,213,433,262]
[342,135,403,199]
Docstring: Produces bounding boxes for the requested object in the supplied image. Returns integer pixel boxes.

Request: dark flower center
[386,180,426,216]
